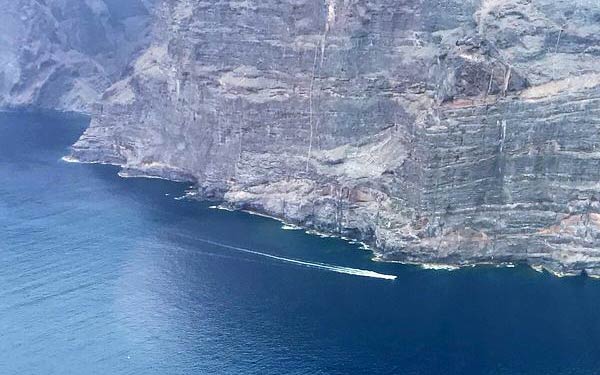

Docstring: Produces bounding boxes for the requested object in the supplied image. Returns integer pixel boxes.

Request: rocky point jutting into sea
[2,0,600,276]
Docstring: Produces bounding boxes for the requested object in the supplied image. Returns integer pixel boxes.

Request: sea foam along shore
[62,156,595,280]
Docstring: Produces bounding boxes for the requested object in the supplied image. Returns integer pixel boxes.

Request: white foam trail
[209,205,235,211]
[117,170,172,181]
[531,264,544,273]
[194,238,396,280]
[241,209,281,221]
[175,191,199,201]
[420,263,460,271]
[281,224,301,230]
[61,155,80,163]
[60,155,118,166]
[305,229,336,238]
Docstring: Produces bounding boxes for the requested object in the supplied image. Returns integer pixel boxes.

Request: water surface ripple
[1,112,600,375]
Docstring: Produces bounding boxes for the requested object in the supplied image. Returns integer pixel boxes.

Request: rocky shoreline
[62,152,600,279]
[5,0,600,277]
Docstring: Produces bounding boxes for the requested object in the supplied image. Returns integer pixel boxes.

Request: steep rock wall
[63,0,600,275]
[0,0,154,112]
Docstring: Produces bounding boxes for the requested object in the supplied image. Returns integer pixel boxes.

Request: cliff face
[8,0,599,275]
[0,0,153,112]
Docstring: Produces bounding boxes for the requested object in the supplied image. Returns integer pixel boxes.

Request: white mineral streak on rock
[326,0,335,32]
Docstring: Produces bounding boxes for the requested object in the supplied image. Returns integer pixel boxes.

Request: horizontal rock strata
[9,0,600,275]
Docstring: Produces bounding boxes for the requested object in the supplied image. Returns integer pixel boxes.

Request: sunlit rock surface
[7,0,600,275]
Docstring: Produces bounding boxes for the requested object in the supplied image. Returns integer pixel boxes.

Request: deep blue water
[2,112,600,374]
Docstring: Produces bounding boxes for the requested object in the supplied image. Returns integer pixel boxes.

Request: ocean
[1,111,600,374]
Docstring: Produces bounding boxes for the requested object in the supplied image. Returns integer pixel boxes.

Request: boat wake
[194,238,397,281]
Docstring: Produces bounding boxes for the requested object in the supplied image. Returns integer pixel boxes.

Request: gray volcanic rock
[0,0,154,112]
[24,0,600,276]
